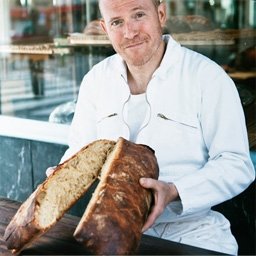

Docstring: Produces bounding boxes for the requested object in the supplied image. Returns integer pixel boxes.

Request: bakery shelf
[66,29,256,47]
[0,44,71,55]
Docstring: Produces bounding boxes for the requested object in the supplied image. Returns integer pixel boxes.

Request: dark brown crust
[3,139,115,254]
[3,187,43,254]
[74,137,159,255]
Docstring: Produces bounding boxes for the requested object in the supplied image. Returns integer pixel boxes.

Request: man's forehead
[99,0,156,15]
[99,0,157,9]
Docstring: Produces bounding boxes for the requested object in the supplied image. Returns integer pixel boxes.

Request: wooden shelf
[67,29,256,46]
[0,43,71,55]
[228,71,256,80]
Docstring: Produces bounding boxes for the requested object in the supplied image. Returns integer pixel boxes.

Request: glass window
[0,0,110,124]
[0,0,255,141]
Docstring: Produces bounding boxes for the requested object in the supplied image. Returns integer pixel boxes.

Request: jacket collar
[114,54,128,82]
[152,34,182,79]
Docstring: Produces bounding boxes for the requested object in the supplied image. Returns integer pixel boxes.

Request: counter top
[0,197,226,255]
[0,116,69,145]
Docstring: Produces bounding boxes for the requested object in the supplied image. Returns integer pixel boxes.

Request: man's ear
[158,2,167,27]
[100,19,107,34]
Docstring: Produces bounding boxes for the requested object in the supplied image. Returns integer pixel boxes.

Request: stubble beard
[118,37,163,67]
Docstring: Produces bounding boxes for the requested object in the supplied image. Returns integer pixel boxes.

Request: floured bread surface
[4,139,115,254]
[74,137,159,255]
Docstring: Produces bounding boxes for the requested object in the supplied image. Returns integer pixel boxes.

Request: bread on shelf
[83,19,106,36]
[68,19,110,45]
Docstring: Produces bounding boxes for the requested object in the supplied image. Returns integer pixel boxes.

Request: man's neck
[126,41,166,95]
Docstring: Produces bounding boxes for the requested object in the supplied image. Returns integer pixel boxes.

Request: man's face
[100,0,166,67]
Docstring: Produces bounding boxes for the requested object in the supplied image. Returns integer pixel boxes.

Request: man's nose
[123,21,138,39]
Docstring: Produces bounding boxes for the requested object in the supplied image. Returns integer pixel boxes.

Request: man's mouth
[124,41,145,49]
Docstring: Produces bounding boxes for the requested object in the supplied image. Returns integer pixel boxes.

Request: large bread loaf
[3,139,115,254]
[4,137,159,255]
[74,137,159,255]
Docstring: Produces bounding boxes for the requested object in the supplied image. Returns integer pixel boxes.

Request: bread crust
[3,187,43,254]
[74,137,159,255]
[4,138,158,254]
[4,139,115,254]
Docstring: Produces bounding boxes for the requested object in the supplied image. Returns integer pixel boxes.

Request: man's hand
[139,178,179,232]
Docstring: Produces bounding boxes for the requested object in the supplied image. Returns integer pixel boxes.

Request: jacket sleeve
[60,70,98,163]
[173,67,255,215]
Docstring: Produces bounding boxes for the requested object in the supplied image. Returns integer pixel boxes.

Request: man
[54,0,255,254]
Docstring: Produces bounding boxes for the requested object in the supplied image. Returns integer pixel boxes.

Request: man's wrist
[168,182,180,201]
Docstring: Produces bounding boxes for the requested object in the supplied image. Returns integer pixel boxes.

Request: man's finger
[46,166,56,177]
[141,205,162,233]
[140,177,158,189]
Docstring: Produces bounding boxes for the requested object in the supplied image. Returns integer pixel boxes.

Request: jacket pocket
[157,112,198,131]
[144,111,201,166]
[97,112,118,123]
[96,112,123,140]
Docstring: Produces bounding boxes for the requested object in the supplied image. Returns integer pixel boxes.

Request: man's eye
[111,20,123,27]
[135,12,145,19]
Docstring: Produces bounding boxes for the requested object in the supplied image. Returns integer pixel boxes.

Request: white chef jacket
[61,35,255,254]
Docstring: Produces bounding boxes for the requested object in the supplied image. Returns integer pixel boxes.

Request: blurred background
[0,0,255,124]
